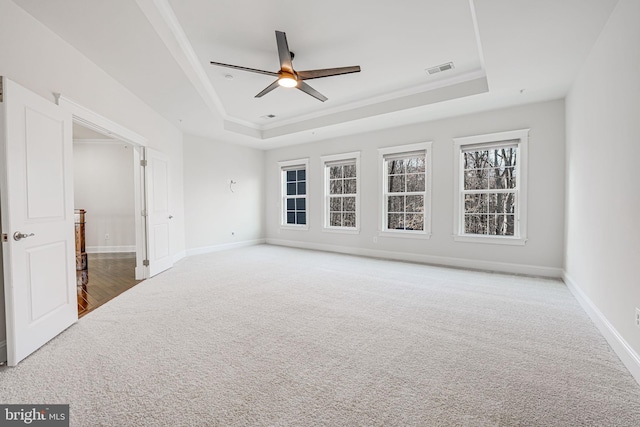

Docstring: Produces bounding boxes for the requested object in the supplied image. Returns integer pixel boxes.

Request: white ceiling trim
[135,0,261,131]
[261,69,488,131]
[137,0,488,140]
[73,139,119,144]
[468,0,486,71]
[221,72,487,141]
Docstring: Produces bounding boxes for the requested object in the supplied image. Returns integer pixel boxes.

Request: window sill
[280,224,309,231]
[322,227,360,235]
[454,235,526,246]
[379,230,432,240]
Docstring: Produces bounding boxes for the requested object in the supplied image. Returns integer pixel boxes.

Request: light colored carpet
[1,245,640,426]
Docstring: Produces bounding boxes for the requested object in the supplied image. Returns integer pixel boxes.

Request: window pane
[344,197,356,212]
[388,159,405,174]
[330,212,342,227]
[464,169,488,190]
[287,182,297,195]
[286,198,295,210]
[464,214,487,234]
[344,178,357,194]
[286,170,297,182]
[344,213,356,228]
[297,181,306,195]
[463,151,488,170]
[329,165,342,179]
[387,195,404,213]
[464,194,486,214]
[406,156,425,173]
[488,214,515,236]
[297,169,306,181]
[330,180,343,195]
[388,213,404,230]
[488,193,515,214]
[388,175,405,193]
[330,197,342,212]
[297,212,306,225]
[343,164,356,178]
[406,173,425,192]
[488,167,516,190]
[286,212,296,224]
[405,195,424,213]
[296,198,306,210]
[505,167,516,189]
[488,146,517,169]
[405,214,424,231]
[489,168,504,189]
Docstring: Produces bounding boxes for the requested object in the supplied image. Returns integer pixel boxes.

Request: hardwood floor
[77,253,142,318]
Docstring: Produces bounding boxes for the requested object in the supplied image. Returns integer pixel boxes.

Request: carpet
[1,245,639,426]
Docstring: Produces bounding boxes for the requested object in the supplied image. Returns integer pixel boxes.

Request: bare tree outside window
[462,141,517,236]
[328,162,357,228]
[385,154,426,231]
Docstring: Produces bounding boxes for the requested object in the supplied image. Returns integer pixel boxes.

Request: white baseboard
[265,238,562,278]
[86,245,136,254]
[563,272,640,385]
[0,340,6,364]
[173,250,187,264]
[186,239,266,257]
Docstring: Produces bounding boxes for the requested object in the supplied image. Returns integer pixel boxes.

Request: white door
[0,77,77,366]
[144,147,173,277]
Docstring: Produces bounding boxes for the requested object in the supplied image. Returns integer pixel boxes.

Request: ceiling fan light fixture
[278,75,298,88]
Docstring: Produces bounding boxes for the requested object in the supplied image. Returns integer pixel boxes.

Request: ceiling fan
[210,31,361,102]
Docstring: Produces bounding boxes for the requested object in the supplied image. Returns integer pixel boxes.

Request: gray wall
[565,0,640,376]
[0,0,185,360]
[73,142,136,252]
[0,0,185,257]
[183,135,265,253]
[265,99,566,276]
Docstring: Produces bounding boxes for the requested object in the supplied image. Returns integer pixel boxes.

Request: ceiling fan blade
[297,66,361,80]
[255,80,280,98]
[297,81,328,102]
[210,61,279,77]
[275,31,294,74]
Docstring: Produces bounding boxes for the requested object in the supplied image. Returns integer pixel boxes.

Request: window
[453,129,529,245]
[279,158,309,229]
[321,152,360,233]
[378,142,432,238]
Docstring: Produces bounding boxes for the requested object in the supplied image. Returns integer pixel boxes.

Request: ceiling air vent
[426,62,455,75]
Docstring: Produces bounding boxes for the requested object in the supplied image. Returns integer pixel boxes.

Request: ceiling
[13,0,618,149]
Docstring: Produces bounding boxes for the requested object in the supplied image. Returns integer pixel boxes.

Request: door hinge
[0,77,3,103]
[140,159,147,167]
[143,259,150,266]
[2,233,7,242]
[141,209,147,217]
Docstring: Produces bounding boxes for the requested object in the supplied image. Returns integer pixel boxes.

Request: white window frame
[279,158,309,231]
[378,142,433,239]
[453,129,529,245]
[321,151,361,234]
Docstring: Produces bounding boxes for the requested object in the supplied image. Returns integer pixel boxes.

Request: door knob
[13,232,35,241]
[168,215,173,219]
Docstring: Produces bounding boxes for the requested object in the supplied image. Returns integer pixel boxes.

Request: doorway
[72,123,142,316]
[1,79,174,365]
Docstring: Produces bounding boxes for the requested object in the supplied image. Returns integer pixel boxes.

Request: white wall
[183,135,265,253]
[0,0,186,357]
[565,0,640,379]
[266,99,566,276]
[0,0,185,256]
[73,141,136,252]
